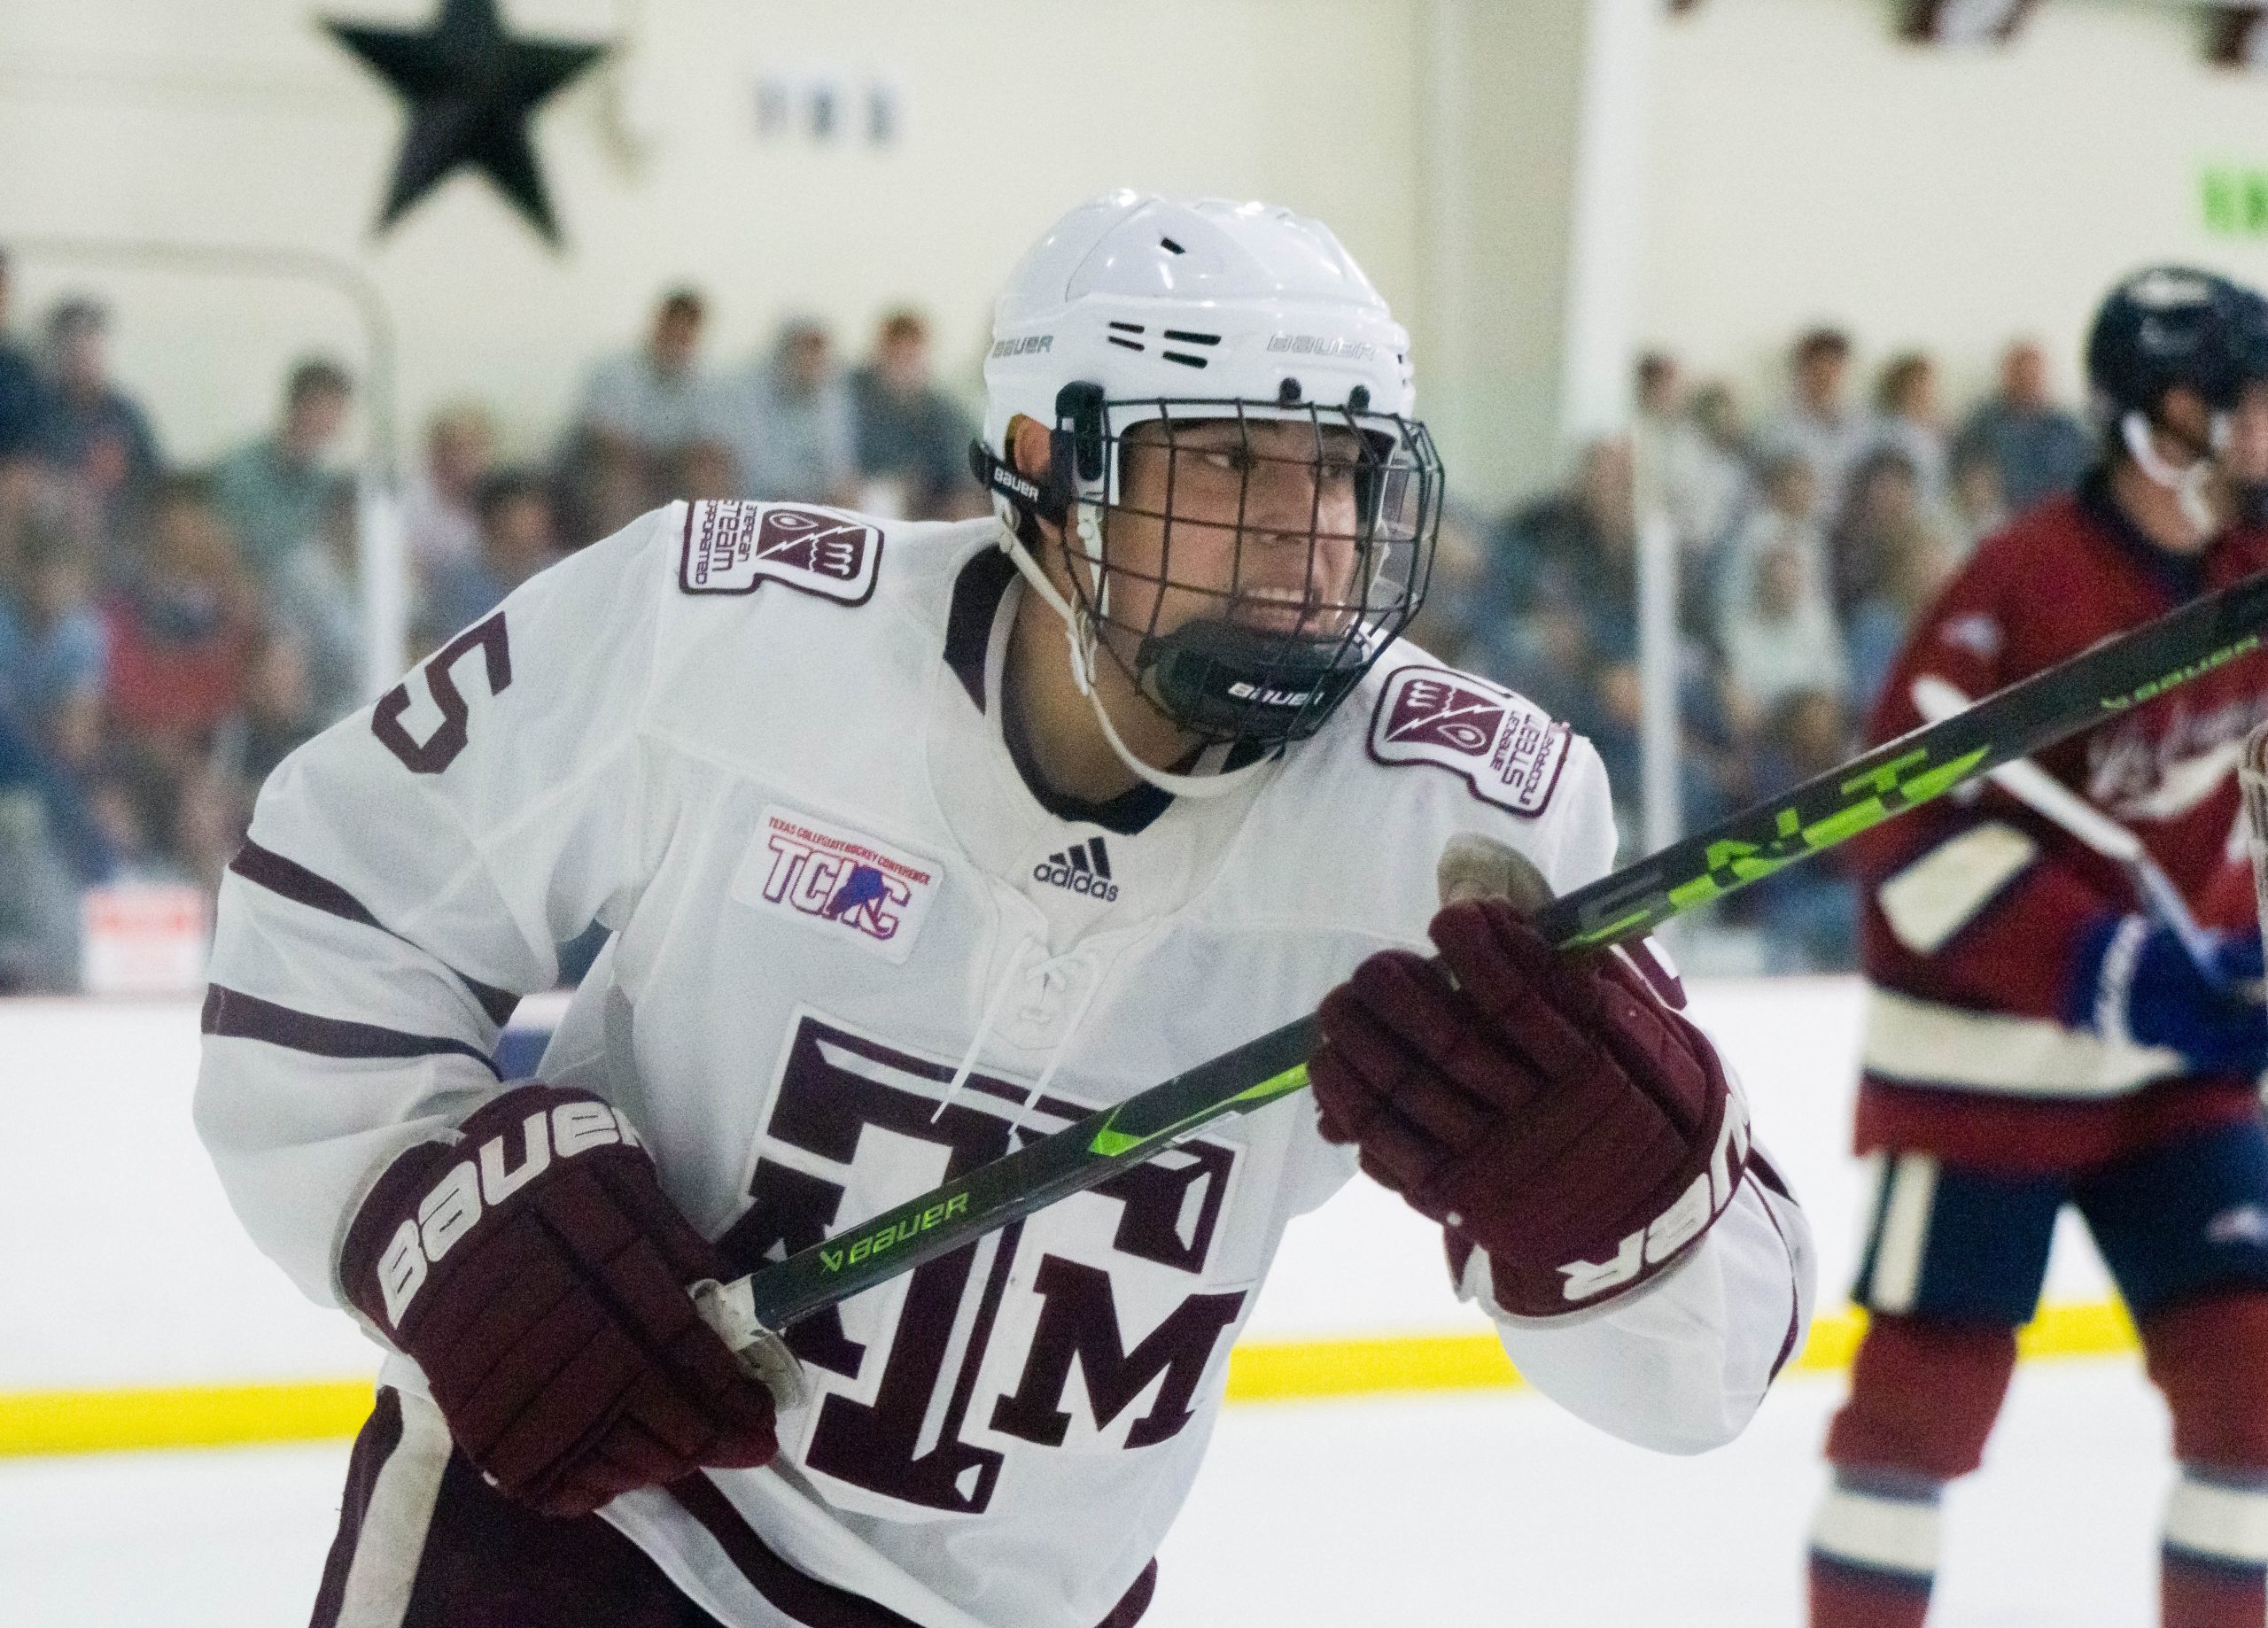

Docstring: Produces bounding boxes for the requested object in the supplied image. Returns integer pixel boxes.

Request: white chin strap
[998,522,1272,802]
[1075,503,1110,622]
[2121,409,2225,535]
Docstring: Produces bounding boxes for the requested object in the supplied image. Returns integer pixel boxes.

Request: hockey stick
[695,567,2268,1376]
[2241,725,2268,971]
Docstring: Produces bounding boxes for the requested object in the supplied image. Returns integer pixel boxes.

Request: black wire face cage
[1051,391,1444,753]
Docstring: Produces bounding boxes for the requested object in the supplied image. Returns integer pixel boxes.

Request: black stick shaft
[737,570,2268,1334]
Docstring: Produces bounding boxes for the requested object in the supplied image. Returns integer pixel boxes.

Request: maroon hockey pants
[311,1388,714,1628]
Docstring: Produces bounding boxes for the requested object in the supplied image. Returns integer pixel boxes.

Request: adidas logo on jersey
[1034,838,1119,901]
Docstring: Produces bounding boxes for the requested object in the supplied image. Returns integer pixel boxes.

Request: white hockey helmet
[980,191,1417,469]
[971,191,1442,786]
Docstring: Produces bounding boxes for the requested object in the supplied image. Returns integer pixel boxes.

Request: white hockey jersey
[196,500,1815,1628]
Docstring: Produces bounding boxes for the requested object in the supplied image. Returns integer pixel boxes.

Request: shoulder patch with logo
[1367,665,1572,817]
[680,501,882,604]
[730,806,942,964]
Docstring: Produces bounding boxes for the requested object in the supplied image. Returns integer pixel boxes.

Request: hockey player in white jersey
[197,192,1815,1628]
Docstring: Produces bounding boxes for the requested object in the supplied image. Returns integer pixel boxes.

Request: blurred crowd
[1422,329,2096,972]
[0,259,983,991]
[0,236,2105,989]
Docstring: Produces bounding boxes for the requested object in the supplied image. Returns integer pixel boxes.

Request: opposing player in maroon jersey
[1809,268,2268,1628]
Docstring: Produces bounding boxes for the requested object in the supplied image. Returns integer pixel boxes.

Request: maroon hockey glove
[1309,899,1749,1317]
[339,1083,777,1517]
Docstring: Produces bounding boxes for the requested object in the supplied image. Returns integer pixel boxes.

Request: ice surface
[2,1361,2171,1626]
[0,981,2160,1623]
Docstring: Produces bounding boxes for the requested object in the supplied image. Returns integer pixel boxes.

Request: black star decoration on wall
[324,0,608,246]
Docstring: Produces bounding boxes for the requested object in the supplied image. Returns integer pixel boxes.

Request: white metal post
[1420,0,1475,479]
[1557,0,1674,850]
[1636,507,1682,856]
[1557,0,1657,446]
[357,473,410,700]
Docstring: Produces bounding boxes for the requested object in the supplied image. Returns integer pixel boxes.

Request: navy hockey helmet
[2086,267,2268,527]
[2086,267,2268,434]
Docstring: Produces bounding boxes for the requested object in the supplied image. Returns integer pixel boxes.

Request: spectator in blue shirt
[209,357,354,585]
[418,469,559,653]
[35,298,161,547]
[721,318,858,506]
[0,250,46,461]
[0,698,88,990]
[264,483,367,729]
[1953,339,2092,516]
[850,309,980,520]
[563,288,727,539]
[0,516,107,771]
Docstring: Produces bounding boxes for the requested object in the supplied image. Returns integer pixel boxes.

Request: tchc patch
[729,806,943,965]
[680,501,882,604]
[1367,665,1572,817]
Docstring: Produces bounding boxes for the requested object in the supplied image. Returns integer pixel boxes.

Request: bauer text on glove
[338,1081,778,1517]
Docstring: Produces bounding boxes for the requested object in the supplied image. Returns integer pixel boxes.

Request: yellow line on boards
[0,1299,2147,1458]
[0,1378,379,1458]
[1226,1330,1519,1401]
[1224,1297,2142,1403]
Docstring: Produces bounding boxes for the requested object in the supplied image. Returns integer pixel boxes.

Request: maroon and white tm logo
[680,500,882,603]
[722,1015,1248,1516]
[1368,666,1572,816]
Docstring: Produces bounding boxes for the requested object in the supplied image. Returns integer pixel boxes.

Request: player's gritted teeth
[1227,585,1331,636]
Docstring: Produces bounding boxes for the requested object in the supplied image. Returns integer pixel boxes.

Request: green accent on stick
[2100,633,2259,709]
[1087,1115,1146,1159]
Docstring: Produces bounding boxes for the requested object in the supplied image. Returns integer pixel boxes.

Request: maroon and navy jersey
[1852,471,2268,1173]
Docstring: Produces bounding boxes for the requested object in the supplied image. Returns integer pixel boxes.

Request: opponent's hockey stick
[2241,725,2268,968]
[694,567,2268,1382]
[1909,673,2225,981]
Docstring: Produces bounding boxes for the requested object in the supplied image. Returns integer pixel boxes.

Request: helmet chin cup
[2122,411,2220,534]
[1132,618,1369,746]
[994,532,1270,802]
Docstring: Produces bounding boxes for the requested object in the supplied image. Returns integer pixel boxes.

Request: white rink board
[0,1001,377,1392]
[0,980,2118,1393]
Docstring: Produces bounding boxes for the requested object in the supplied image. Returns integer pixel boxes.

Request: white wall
[0,0,1427,468]
[1643,0,2268,414]
[16,1,2268,528]
[1418,0,1596,501]
[0,0,1648,506]
[0,980,2118,1395]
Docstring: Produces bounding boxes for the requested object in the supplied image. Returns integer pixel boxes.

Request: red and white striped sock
[2163,1466,2268,1628]
[1807,1469,1941,1628]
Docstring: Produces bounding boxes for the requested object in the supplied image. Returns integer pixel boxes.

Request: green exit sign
[2203,166,2268,236]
